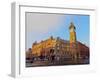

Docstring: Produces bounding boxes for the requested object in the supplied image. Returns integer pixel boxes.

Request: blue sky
[26,13,89,50]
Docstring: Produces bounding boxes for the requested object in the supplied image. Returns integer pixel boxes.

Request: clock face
[70,28,74,32]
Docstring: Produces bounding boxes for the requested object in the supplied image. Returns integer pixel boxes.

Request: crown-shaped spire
[69,22,76,30]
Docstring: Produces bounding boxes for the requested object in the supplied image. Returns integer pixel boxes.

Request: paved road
[26,58,89,67]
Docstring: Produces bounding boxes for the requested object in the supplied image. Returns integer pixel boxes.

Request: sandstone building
[26,22,89,60]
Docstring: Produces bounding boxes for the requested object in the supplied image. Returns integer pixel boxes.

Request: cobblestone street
[26,58,89,67]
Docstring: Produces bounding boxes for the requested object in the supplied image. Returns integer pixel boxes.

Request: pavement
[26,58,89,67]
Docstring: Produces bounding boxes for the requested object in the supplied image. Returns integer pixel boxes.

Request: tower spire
[69,22,77,43]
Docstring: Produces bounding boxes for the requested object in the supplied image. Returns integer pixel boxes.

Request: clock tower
[69,22,77,43]
[69,22,78,60]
